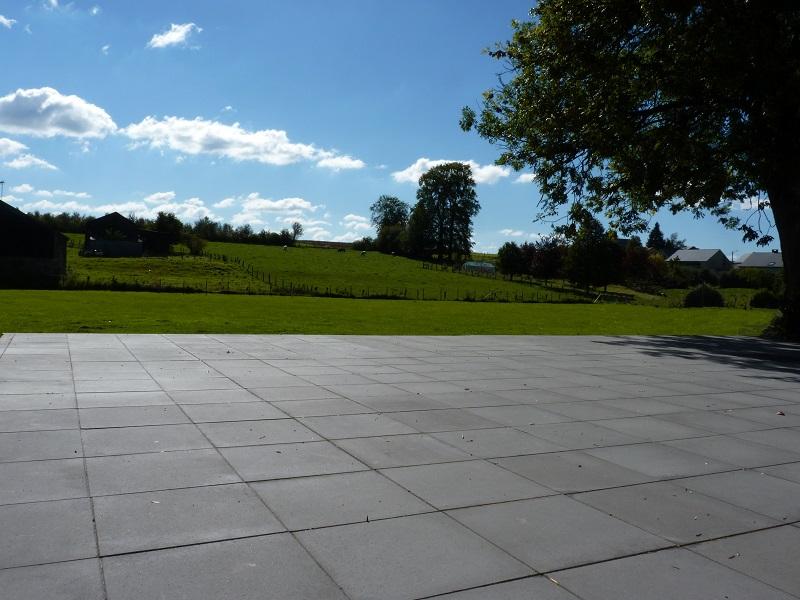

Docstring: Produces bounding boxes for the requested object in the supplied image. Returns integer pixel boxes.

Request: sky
[0,0,780,258]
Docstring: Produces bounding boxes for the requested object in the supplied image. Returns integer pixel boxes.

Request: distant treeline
[27,211,303,247]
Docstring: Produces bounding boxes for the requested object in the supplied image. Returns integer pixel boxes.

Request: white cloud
[0,87,117,138]
[333,231,363,243]
[101,44,110,55]
[4,153,58,170]
[24,24,32,34]
[16,195,217,222]
[316,155,366,171]
[0,15,16,28]
[143,191,176,205]
[90,5,101,16]
[230,193,321,227]
[0,137,27,156]
[10,183,90,198]
[304,226,332,241]
[222,105,234,112]
[122,116,360,168]
[499,229,524,237]
[340,213,372,232]
[147,23,202,49]
[391,158,510,185]
[514,173,537,184]
[213,197,236,209]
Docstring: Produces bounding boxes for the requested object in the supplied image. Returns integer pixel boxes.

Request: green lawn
[0,290,776,335]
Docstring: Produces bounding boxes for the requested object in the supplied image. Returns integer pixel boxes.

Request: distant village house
[736,251,783,270]
[667,248,732,271]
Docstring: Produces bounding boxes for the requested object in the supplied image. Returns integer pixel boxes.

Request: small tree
[529,236,566,284]
[497,242,526,280]
[291,222,303,241]
[646,223,666,255]
[565,214,618,292]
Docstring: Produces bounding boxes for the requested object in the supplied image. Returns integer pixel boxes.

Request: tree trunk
[767,184,800,339]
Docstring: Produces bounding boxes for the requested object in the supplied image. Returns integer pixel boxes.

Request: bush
[750,288,782,309]
[352,237,376,251]
[684,284,725,307]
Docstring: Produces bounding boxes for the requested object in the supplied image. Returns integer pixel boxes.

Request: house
[0,199,67,286]
[84,212,172,257]
[737,251,783,270]
[667,248,732,271]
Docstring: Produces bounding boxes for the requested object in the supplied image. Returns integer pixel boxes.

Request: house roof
[738,251,783,268]
[0,199,68,241]
[667,249,725,262]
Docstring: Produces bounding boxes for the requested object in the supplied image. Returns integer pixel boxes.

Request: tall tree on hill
[461,1,800,336]
[413,162,480,263]
[370,195,410,255]
[646,223,666,254]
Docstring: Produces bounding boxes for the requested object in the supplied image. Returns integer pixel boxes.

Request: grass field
[64,234,586,302]
[0,290,776,335]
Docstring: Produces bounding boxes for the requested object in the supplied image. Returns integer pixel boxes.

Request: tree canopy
[410,163,480,262]
[462,1,800,333]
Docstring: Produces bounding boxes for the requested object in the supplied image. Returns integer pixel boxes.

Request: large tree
[370,195,410,230]
[414,162,480,263]
[461,1,800,335]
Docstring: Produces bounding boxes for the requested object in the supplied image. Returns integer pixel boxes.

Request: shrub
[684,284,725,307]
[750,288,782,309]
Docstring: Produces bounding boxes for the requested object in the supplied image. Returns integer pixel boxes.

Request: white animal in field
[282,245,288,251]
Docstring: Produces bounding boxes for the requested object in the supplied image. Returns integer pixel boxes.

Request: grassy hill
[64,234,585,302]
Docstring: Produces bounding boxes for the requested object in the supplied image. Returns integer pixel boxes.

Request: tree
[414,162,480,263]
[291,222,303,241]
[370,195,409,230]
[646,223,666,255]
[528,236,566,283]
[564,213,618,292]
[154,212,183,244]
[462,1,800,335]
[664,233,687,257]
[405,201,435,259]
[497,242,526,280]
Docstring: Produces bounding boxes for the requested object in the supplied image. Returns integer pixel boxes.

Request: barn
[84,212,172,257]
[0,199,67,287]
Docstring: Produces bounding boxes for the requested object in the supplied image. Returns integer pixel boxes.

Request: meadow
[0,290,776,335]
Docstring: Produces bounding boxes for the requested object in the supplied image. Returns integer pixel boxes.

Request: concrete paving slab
[168,388,264,404]
[335,433,472,468]
[198,419,321,447]
[252,471,431,529]
[556,547,796,600]
[180,401,287,422]
[298,413,417,438]
[0,498,97,568]
[388,408,501,432]
[760,460,800,484]
[0,429,83,461]
[296,513,532,600]
[0,559,105,600]
[496,450,653,492]
[448,496,668,572]
[76,390,173,408]
[574,481,777,543]
[432,427,566,459]
[221,440,368,480]
[586,442,736,477]
[0,408,78,432]
[0,457,87,504]
[94,483,284,554]
[81,424,212,457]
[691,526,800,597]
[435,576,581,599]
[735,427,800,453]
[272,397,372,417]
[86,448,240,495]
[78,405,189,428]
[381,459,554,509]
[103,533,347,600]
[524,421,645,450]
[664,435,800,468]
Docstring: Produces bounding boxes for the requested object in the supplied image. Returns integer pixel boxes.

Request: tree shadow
[592,336,800,383]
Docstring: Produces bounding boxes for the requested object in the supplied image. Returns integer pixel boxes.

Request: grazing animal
[282,245,288,251]
[360,251,366,256]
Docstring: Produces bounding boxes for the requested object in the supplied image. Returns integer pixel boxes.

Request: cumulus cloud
[0,137,27,156]
[499,229,524,237]
[90,6,101,16]
[10,182,91,198]
[0,15,16,28]
[143,191,176,204]
[514,173,537,184]
[15,195,217,222]
[4,153,58,170]
[213,197,236,209]
[340,213,372,232]
[122,116,361,169]
[147,23,202,49]
[316,155,365,171]
[304,226,332,241]
[0,87,117,138]
[229,193,321,227]
[101,44,110,55]
[332,231,364,243]
[392,158,510,185]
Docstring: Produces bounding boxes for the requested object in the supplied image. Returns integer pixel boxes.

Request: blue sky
[0,0,779,258]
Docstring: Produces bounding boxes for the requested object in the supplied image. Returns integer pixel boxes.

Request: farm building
[667,248,732,271]
[737,250,783,270]
[463,261,496,274]
[84,212,172,257]
[0,199,67,287]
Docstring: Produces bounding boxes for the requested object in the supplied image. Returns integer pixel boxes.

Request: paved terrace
[1,333,799,600]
